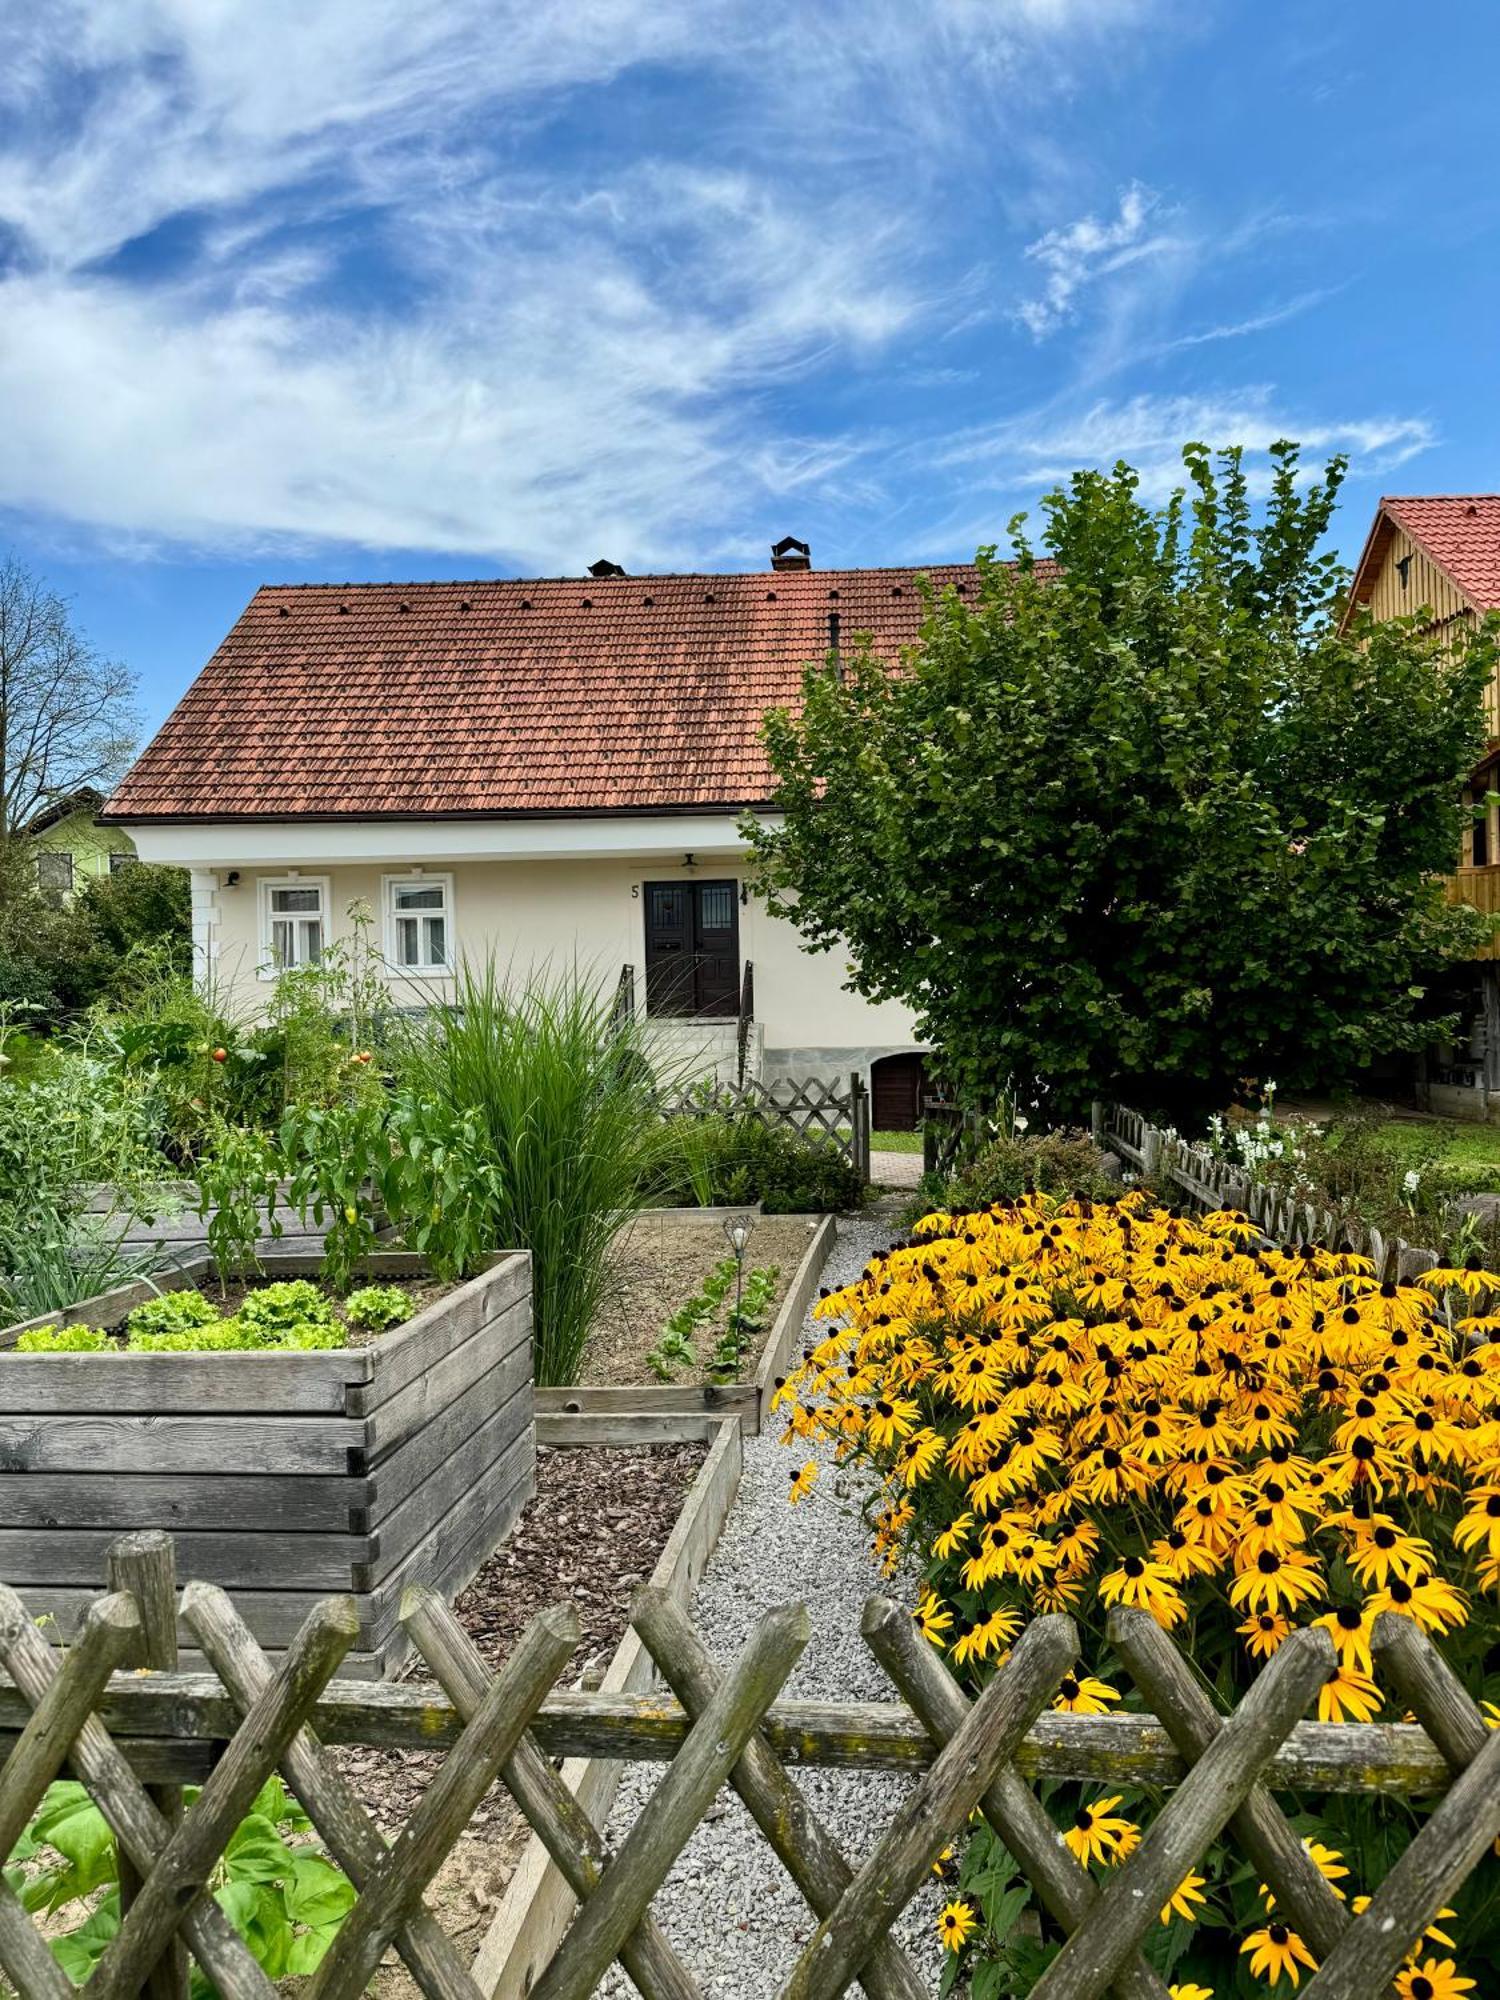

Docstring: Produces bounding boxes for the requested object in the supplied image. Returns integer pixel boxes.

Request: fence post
[1140,1124,1164,1182]
[1089,1100,1105,1146]
[106,1530,188,2000]
[850,1073,871,1183]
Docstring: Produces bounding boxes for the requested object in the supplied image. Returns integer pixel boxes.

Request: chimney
[588,558,627,578]
[770,535,811,572]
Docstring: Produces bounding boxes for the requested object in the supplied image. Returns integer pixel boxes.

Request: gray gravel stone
[598,1204,947,1997]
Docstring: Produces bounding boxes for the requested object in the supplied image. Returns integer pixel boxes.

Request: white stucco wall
[176,839,919,1078]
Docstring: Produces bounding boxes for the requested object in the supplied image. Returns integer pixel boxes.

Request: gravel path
[599,1203,946,1997]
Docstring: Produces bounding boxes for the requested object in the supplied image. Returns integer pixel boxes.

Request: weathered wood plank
[536,1412,721,1447]
[0,1526,371,1592]
[533,1384,758,1418]
[754,1212,835,1428]
[0,1412,367,1476]
[368,1354,530,1523]
[0,1671,1455,1791]
[369,1449,535,1646]
[12,1586,374,1653]
[0,1472,368,1535]
[368,1377,532,1584]
[363,1301,531,1462]
[355,1255,530,1415]
[0,1347,371,1415]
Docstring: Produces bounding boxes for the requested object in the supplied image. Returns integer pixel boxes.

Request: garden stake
[401,1582,704,2000]
[632,1583,930,2000]
[863,1593,1169,2000]
[107,1530,188,2000]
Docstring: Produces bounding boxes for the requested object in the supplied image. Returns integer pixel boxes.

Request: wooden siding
[0,1252,535,1678]
[1445,865,1500,960]
[1360,523,1491,736]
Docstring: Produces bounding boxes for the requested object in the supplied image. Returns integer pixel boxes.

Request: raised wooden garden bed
[0,1250,534,1678]
[534,1212,836,1443]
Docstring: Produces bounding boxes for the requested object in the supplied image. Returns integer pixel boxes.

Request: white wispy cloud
[931,390,1435,511]
[0,3,1438,571]
[1014,182,1183,337]
[0,0,1169,567]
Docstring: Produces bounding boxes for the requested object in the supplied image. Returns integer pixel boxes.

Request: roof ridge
[250,561,989,594]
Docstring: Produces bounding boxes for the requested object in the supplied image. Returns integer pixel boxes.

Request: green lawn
[871,1129,924,1155]
[1371,1117,1500,1171]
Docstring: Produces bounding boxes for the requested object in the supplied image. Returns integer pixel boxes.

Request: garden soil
[580,1211,819,1387]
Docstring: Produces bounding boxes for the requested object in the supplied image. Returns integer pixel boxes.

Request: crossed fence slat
[1,1537,1497,2000]
[658,1075,863,1167]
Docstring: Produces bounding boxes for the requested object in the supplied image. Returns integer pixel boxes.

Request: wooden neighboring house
[22,788,137,907]
[1345,494,1500,1113]
[99,541,994,1122]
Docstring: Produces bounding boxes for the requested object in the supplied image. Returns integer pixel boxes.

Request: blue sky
[2,1,1498,731]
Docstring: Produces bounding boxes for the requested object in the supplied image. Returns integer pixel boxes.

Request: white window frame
[258,875,331,978]
[382,872,455,978]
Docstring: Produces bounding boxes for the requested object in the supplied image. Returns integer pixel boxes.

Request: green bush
[653,1115,864,1213]
[942,1129,1120,1211]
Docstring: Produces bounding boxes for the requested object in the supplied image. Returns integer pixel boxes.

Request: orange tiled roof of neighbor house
[104,559,1050,822]
[1380,496,1500,612]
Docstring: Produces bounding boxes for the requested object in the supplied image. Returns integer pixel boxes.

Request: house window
[108,850,135,875]
[36,852,73,903]
[260,878,328,972]
[384,875,453,974]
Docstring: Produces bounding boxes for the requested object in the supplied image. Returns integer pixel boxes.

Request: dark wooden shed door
[870,1052,928,1132]
[644,880,740,1017]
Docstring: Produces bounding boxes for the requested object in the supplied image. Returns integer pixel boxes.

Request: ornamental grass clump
[778,1190,1500,1994]
[393,960,677,1386]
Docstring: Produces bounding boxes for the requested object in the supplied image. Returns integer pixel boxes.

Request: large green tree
[746,444,1498,1119]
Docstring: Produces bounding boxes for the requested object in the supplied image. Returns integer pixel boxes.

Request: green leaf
[287,1853,357,1929]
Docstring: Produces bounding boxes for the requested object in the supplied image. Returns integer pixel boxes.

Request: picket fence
[1098,1103,1457,1282]
[0,1533,1494,1999]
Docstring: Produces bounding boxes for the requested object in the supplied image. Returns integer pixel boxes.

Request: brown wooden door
[871,1052,928,1131]
[644,880,740,1017]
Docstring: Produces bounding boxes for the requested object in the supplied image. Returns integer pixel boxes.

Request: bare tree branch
[0,556,140,837]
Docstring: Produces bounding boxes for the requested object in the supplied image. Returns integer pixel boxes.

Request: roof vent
[588,558,627,578]
[1467,503,1480,517]
[770,535,811,572]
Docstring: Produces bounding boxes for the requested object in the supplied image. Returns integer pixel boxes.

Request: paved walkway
[869,1147,924,1190]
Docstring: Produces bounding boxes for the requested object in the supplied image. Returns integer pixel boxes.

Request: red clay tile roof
[1375,496,1500,613]
[106,562,1026,821]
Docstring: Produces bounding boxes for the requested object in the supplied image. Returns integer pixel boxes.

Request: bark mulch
[338,1440,707,1988]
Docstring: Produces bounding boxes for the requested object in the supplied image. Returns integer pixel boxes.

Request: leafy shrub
[14,1323,108,1352]
[653,1116,864,1213]
[782,1191,1500,1990]
[8,1776,353,1981]
[124,1290,222,1341]
[343,1283,411,1332]
[943,1129,1119,1211]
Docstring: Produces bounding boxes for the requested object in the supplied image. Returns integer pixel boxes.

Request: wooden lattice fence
[0,1534,1496,1998]
[656,1075,871,1182]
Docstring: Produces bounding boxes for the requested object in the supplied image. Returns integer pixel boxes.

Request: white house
[104,540,972,1127]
